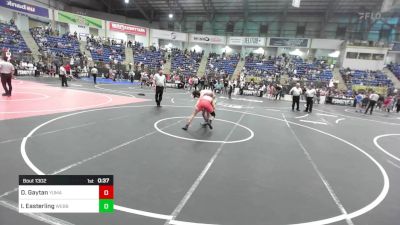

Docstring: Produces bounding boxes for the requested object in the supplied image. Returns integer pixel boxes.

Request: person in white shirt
[289,83,302,111]
[0,56,15,96]
[141,71,148,88]
[304,86,317,113]
[259,84,266,97]
[365,91,379,115]
[91,65,98,84]
[154,70,166,107]
[59,64,68,87]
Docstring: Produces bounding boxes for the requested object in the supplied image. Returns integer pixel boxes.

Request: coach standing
[0,56,15,97]
[154,70,166,107]
[289,83,302,111]
[365,91,379,115]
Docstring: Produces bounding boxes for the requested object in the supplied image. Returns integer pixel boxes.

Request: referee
[154,70,166,107]
[91,65,98,84]
[304,86,316,113]
[289,83,302,111]
[59,63,68,87]
[0,56,15,97]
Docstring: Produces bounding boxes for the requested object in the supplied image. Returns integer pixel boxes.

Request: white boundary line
[282,114,354,225]
[17,105,390,225]
[314,109,400,126]
[154,117,254,144]
[264,108,281,112]
[386,160,400,169]
[300,120,328,125]
[216,108,390,225]
[373,134,400,162]
[295,114,309,119]
[317,113,338,118]
[165,113,247,225]
[344,108,388,117]
[335,118,345,124]
[115,205,173,220]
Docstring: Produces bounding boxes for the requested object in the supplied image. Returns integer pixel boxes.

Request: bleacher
[206,53,240,77]
[306,70,333,82]
[30,28,80,57]
[133,47,164,70]
[0,23,30,54]
[341,69,393,87]
[389,64,400,81]
[171,49,203,77]
[90,45,125,63]
[289,58,333,82]
[244,57,277,77]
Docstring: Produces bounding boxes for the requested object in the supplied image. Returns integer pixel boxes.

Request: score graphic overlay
[19,175,114,213]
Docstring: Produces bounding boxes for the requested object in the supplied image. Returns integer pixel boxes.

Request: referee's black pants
[365,100,376,115]
[1,73,12,96]
[292,95,300,111]
[60,75,68,87]
[155,86,164,106]
[93,74,97,84]
[305,97,314,112]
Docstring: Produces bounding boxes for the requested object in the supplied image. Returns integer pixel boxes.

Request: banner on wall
[268,37,310,48]
[389,42,400,52]
[352,85,387,95]
[189,34,226,45]
[109,22,147,36]
[151,29,187,41]
[0,0,49,18]
[228,36,266,46]
[55,10,104,29]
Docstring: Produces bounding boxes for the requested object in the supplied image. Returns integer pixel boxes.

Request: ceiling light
[124,0,129,4]
[191,45,202,52]
[253,47,265,54]
[223,46,232,53]
[169,13,173,19]
[292,0,300,8]
[328,50,340,58]
[289,49,303,56]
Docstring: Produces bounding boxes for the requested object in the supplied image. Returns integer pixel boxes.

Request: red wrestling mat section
[0,80,148,120]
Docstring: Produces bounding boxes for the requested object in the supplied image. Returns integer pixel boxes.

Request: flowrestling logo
[109,22,147,36]
[0,0,49,17]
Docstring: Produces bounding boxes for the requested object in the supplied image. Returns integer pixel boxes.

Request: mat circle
[154,116,254,144]
[19,105,389,225]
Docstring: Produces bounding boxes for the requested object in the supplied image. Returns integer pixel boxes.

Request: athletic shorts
[196,99,214,113]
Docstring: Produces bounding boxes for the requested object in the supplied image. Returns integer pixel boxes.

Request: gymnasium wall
[160,14,400,42]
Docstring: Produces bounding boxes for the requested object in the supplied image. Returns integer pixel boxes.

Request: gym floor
[0,77,399,225]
